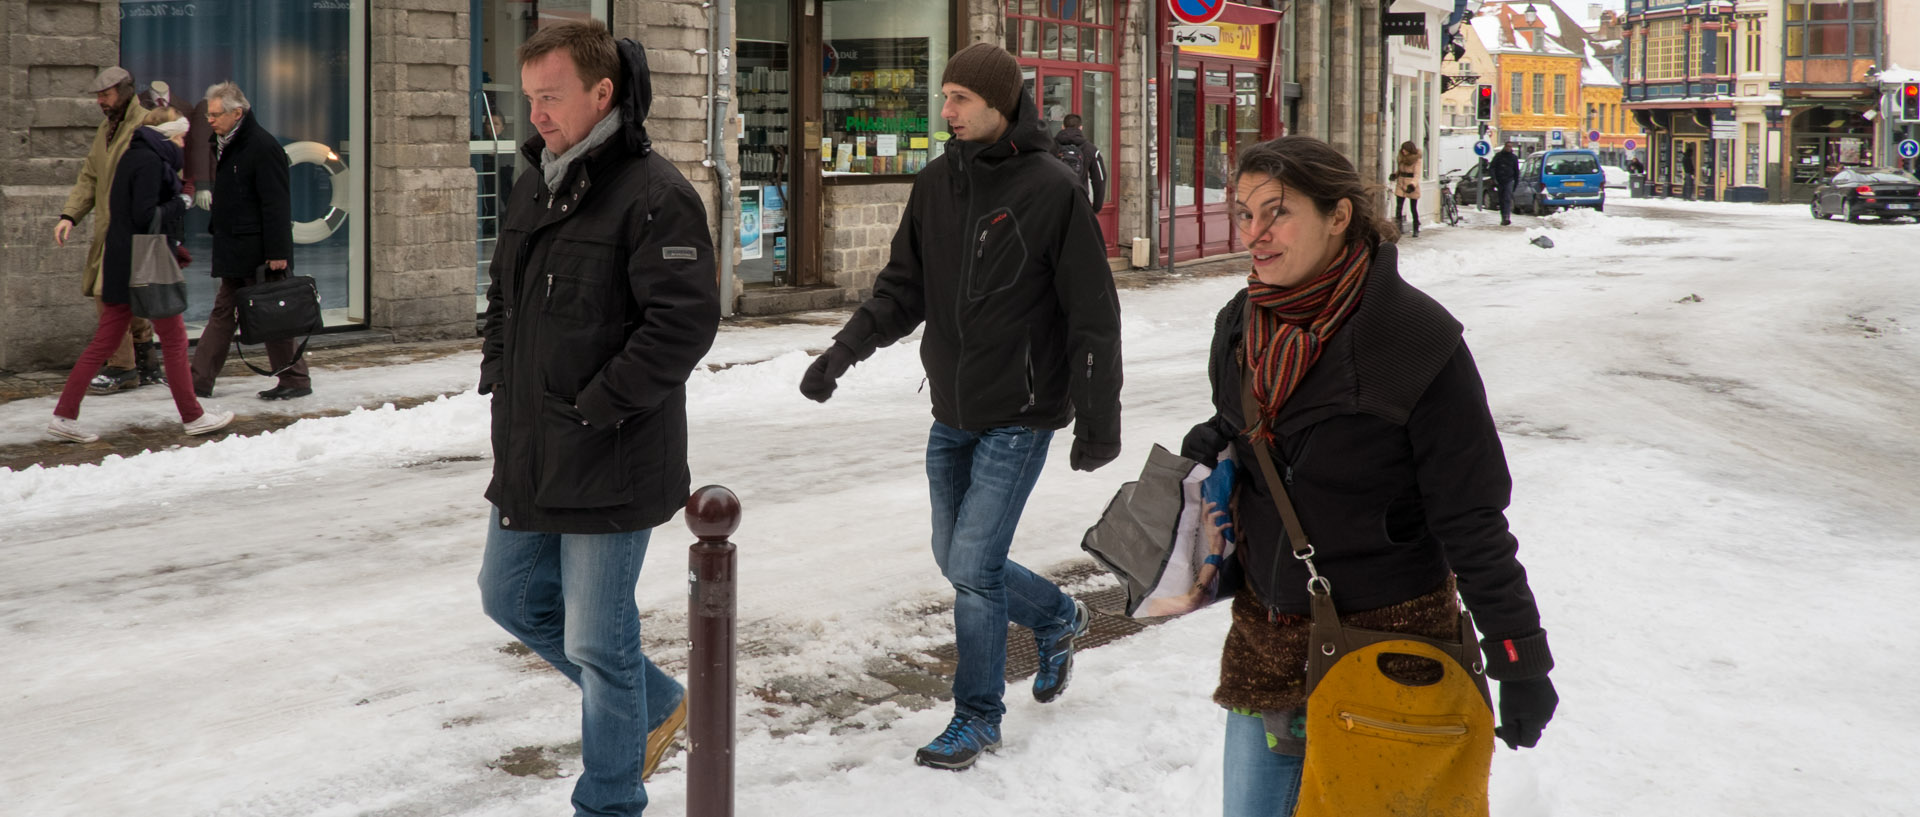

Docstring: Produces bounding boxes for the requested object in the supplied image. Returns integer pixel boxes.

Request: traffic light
[1476,84,1494,122]
[1902,82,1920,123]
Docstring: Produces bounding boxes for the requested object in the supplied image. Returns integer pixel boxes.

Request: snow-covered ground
[3,198,1917,815]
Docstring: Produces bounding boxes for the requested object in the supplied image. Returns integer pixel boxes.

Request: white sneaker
[183,410,235,436]
[47,417,99,443]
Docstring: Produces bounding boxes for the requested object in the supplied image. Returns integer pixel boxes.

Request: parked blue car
[1513,149,1606,214]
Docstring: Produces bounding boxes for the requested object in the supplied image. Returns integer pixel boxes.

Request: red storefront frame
[1157,2,1282,264]
[1008,0,1126,255]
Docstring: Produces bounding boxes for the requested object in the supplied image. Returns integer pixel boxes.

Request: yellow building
[1469,4,1585,152]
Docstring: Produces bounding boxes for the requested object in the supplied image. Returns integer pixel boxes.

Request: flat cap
[89,67,132,93]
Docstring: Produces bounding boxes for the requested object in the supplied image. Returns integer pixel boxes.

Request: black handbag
[233,263,321,377]
[128,210,187,319]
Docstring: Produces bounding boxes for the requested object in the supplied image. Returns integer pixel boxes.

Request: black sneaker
[913,714,1001,771]
[258,386,313,401]
[87,367,140,395]
[1032,598,1091,704]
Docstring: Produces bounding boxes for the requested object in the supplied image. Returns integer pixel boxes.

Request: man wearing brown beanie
[799,41,1123,771]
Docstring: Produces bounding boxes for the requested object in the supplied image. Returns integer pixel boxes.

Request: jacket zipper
[953,176,975,429]
[1338,711,1468,737]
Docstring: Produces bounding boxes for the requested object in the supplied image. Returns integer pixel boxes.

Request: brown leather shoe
[642,696,688,781]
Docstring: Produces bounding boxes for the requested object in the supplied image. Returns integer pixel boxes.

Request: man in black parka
[188,82,310,400]
[1491,141,1520,226]
[475,21,719,817]
[798,42,1123,772]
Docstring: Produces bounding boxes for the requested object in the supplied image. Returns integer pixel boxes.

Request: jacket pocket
[966,206,1029,301]
[534,392,633,509]
[541,239,622,325]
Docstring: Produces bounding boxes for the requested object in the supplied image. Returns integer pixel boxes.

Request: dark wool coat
[207,113,292,279]
[479,38,722,535]
[102,132,187,305]
[1182,243,1552,681]
[833,92,1122,446]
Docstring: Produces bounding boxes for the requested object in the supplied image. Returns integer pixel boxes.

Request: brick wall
[368,0,477,340]
[0,0,119,371]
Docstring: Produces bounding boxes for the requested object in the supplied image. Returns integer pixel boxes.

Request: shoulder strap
[1239,356,1314,565]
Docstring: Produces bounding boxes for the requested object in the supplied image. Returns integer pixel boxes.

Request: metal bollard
[686,485,740,817]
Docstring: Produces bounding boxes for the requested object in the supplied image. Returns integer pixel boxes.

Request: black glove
[1069,438,1121,472]
[799,342,857,403]
[1495,676,1558,750]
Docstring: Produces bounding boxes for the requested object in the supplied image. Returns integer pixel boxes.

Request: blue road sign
[1588,130,1602,143]
[1899,139,1920,160]
[1624,138,1637,151]
[1474,140,1492,156]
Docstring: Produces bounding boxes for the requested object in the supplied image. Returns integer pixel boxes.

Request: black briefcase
[234,264,321,376]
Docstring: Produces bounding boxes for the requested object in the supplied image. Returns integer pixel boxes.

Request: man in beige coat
[54,67,157,393]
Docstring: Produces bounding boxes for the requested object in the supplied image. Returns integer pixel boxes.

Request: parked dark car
[1455,161,1495,209]
[1811,168,1920,222]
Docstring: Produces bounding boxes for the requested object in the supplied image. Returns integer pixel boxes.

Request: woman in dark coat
[47,107,233,443]
[1180,136,1558,816]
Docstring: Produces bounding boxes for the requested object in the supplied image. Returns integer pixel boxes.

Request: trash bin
[1629,172,1647,198]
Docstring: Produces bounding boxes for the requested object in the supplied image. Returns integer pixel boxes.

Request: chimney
[1589,3,1602,20]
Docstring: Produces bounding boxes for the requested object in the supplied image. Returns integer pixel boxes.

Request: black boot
[136,340,165,386]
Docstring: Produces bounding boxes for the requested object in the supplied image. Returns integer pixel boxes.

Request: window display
[822,0,949,177]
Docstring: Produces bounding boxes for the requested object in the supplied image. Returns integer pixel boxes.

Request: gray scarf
[215,111,245,165]
[542,109,623,192]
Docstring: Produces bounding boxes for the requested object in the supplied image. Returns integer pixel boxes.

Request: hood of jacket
[522,37,654,167]
[943,91,1054,173]
[1053,126,1089,147]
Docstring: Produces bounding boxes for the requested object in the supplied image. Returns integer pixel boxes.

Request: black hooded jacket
[1181,244,1551,679]
[1051,126,1107,211]
[103,131,188,305]
[834,93,1122,446]
[479,38,722,534]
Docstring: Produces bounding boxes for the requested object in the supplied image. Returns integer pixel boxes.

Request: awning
[1218,2,1284,25]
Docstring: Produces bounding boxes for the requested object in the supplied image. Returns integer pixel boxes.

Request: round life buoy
[284,141,350,244]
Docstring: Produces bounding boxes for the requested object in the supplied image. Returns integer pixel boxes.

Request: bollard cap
[686,485,741,541]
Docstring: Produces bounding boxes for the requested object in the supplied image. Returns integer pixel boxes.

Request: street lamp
[1524,3,1539,24]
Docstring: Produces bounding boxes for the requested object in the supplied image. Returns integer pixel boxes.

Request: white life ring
[284,141,350,244]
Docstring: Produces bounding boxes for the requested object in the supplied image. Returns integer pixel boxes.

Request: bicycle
[1437,173,1463,227]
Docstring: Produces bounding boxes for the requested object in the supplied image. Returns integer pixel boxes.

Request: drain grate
[922,582,1161,681]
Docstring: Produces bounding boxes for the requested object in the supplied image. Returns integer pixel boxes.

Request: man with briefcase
[189,81,314,401]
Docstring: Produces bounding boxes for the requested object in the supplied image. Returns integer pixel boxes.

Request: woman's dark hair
[1234,136,1398,247]
[1398,140,1421,161]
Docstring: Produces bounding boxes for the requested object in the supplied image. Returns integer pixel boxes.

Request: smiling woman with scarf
[1179,136,1558,816]
[47,107,233,443]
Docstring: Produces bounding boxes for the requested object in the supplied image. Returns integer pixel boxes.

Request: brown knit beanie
[942,43,1023,121]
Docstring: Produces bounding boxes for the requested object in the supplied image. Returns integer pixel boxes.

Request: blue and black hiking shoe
[914,714,1001,771]
[1032,598,1091,703]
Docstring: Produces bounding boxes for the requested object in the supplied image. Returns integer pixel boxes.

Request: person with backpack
[1491,142,1520,226]
[1052,113,1107,214]
[1180,136,1556,816]
[797,43,1122,772]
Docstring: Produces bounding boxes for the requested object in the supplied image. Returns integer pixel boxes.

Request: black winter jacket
[1182,244,1551,679]
[835,93,1122,446]
[1052,126,1108,212]
[1491,149,1520,186]
[207,113,292,279]
[479,39,722,534]
[103,132,187,305]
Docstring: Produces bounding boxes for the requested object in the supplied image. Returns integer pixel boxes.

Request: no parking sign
[1170,0,1227,25]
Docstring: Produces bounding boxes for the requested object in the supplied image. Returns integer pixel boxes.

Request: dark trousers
[191,273,311,393]
[1395,195,1421,234]
[1496,182,1515,222]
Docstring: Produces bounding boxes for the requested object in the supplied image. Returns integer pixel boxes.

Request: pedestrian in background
[476,20,720,817]
[1052,113,1109,215]
[47,107,234,443]
[1492,141,1520,226]
[189,82,312,401]
[798,42,1123,772]
[1393,140,1422,238]
[1182,136,1557,816]
[54,66,160,395]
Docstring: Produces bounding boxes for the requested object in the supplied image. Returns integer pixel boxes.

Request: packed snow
[3,197,1917,815]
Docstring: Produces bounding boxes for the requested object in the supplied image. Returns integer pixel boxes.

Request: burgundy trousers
[57,303,202,423]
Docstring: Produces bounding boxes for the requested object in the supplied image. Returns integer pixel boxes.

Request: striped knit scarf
[1243,240,1371,445]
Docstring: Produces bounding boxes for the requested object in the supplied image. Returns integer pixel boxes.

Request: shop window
[1173,69,1196,207]
[822,0,949,177]
[738,0,790,285]
[122,0,367,330]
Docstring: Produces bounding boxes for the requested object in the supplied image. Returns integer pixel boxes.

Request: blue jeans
[1223,710,1304,817]
[926,422,1077,725]
[478,507,684,817]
